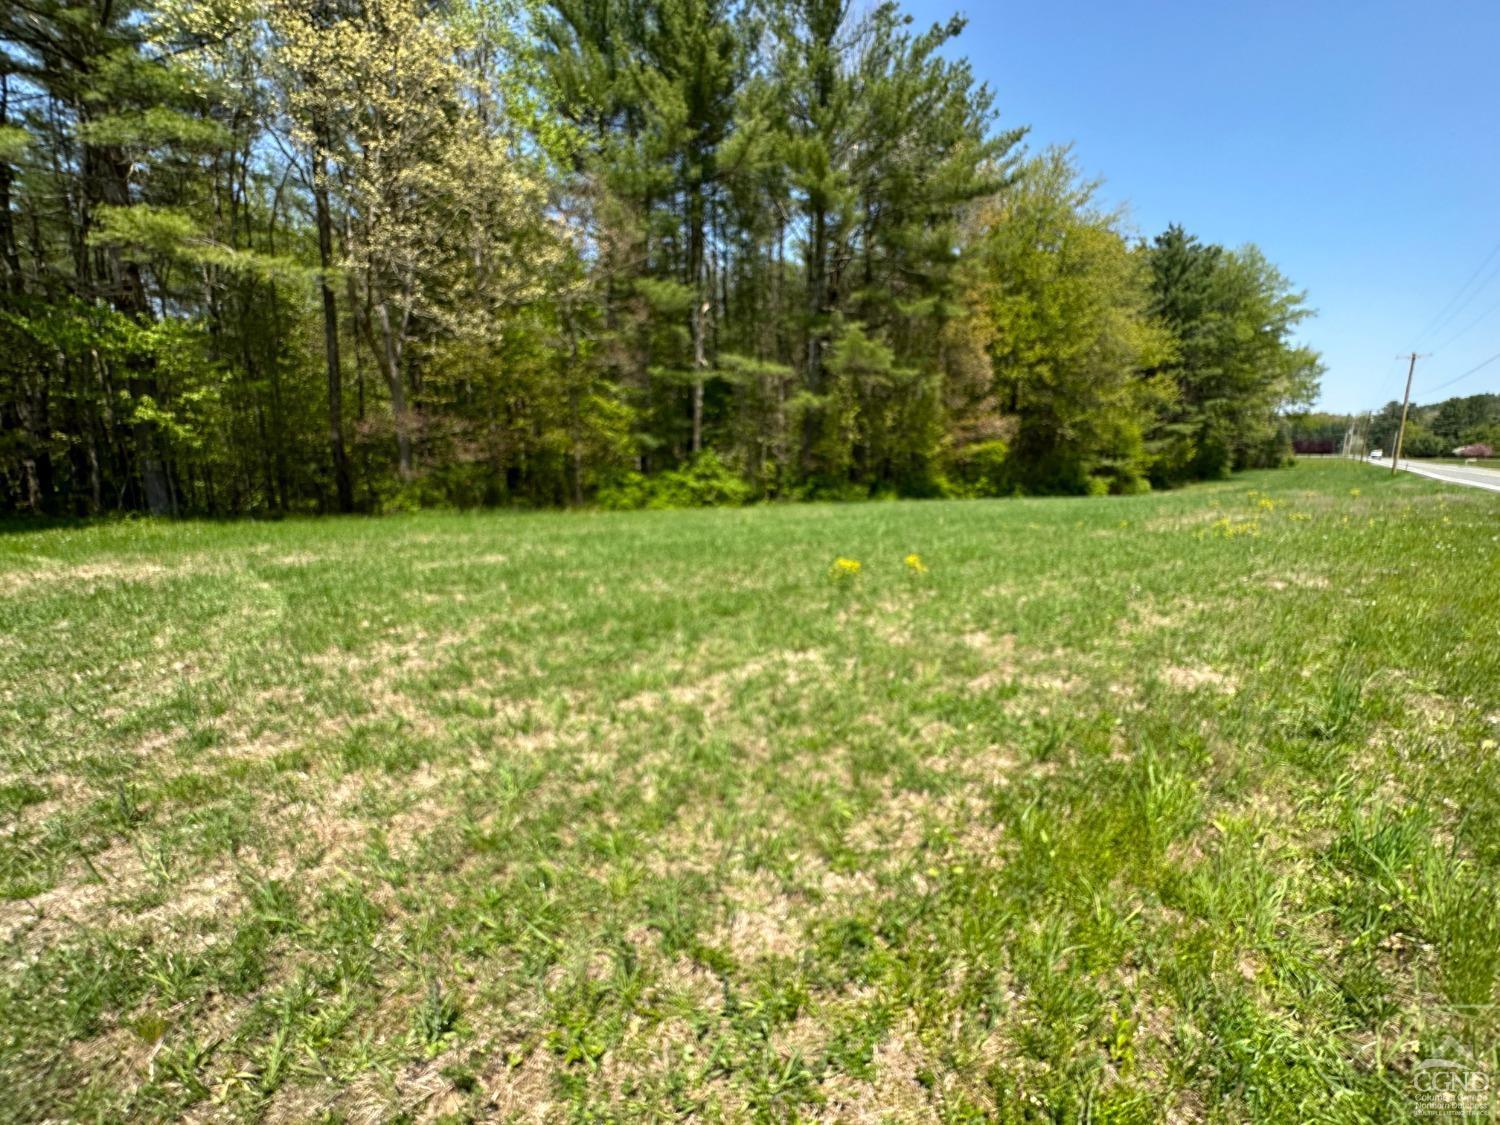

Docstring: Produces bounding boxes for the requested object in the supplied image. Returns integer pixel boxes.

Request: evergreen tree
[1146,224,1320,483]
[0,0,1323,515]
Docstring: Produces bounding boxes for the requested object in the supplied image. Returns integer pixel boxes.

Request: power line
[1374,357,1408,406]
[1386,243,1500,409]
[1428,291,1500,354]
[1413,239,1500,348]
[1422,348,1500,396]
[1425,258,1500,348]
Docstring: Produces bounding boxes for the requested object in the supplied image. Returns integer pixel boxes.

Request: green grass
[1,460,1497,1121]
[1425,457,1500,471]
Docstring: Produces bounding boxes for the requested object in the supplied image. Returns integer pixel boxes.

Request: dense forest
[1286,394,1500,458]
[1367,393,1500,457]
[0,0,1322,516]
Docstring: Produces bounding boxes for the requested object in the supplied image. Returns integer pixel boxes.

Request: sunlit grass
[0,460,1496,1120]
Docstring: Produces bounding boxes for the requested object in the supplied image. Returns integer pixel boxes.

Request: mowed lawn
[2,461,1498,1123]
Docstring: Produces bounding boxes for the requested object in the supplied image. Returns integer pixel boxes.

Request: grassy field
[2,460,1498,1122]
[1427,458,1500,471]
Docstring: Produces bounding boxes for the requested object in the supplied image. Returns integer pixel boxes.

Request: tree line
[1367,393,1500,458]
[1286,394,1500,459]
[0,0,1322,516]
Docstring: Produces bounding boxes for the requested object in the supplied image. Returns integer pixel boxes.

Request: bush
[942,440,1011,497]
[1237,427,1294,470]
[802,479,876,503]
[593,470,650,511]
[1191,434,1234,480]
[1399,425,1446,458]
[595,452,753,510]
[373,475,450,514]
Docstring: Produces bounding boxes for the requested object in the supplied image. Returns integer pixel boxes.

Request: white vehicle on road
[1370,449,1383,459]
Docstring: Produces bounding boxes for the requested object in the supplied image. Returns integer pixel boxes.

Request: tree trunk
[313,150,353,512]
[691,295,706,456]
[82,119,173,514]
[0,80,21,293]
[374,299,413,479]
[688,187,707,456]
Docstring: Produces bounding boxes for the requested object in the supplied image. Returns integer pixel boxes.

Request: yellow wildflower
[904,553,927,575]
[1211,516,1261,539]
[830,557,862,579]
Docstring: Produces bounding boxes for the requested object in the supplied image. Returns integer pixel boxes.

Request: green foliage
[1430,393,1500,444]
[1367,392,1500,458]
[75,106,230,150]
[940,438,1011,497]
[1396,423,1447,458]
[0,124,30,162]
[0,0,1318,517]
[596,451,752,509]
[963,150,1169,495]
[1145,226,1321,486]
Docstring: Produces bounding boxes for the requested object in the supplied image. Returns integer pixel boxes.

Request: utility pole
[1390,353,1419,477]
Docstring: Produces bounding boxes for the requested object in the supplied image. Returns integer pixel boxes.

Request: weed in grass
[1301,662,1370,742]
[410,978,463,1058]
[1423,866,1500,1008]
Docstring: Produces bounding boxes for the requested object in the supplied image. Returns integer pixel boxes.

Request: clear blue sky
[904,0,1500,413]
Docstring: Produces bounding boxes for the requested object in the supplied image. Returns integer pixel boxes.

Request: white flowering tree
[266,0,562,479]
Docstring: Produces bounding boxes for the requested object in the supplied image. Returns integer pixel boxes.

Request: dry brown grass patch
[713,869,805,964]
[1160,665,1236,694]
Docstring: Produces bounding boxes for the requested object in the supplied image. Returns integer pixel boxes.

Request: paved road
[1367,456,1500,493]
